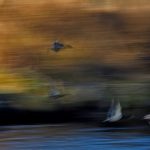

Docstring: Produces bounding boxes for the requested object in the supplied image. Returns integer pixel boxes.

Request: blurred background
[0,0,150,121]
[0,1,150,150]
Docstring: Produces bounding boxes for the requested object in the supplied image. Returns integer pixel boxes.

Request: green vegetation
[0,68,149,111]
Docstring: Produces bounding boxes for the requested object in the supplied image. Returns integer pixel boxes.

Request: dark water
[0,124,149,150]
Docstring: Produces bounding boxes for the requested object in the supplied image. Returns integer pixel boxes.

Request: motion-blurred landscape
[0,0,150,124]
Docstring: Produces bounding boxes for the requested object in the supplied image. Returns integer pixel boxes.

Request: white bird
[103,99,122,122]
[50,88,61,97]
[144,114,150,125]
[49,86,67,99]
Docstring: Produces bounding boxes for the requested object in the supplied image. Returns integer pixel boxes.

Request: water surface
[0,124,149,150]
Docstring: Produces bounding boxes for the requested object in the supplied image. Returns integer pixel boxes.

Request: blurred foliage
[0,68,149,111]
[0,0,150,111]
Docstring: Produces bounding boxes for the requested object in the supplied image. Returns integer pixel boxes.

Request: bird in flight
[50,40,72,52]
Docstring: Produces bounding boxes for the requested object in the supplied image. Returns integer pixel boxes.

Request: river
[0,124,149,150]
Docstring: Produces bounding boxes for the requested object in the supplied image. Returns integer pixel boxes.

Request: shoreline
[0,106,148,127]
